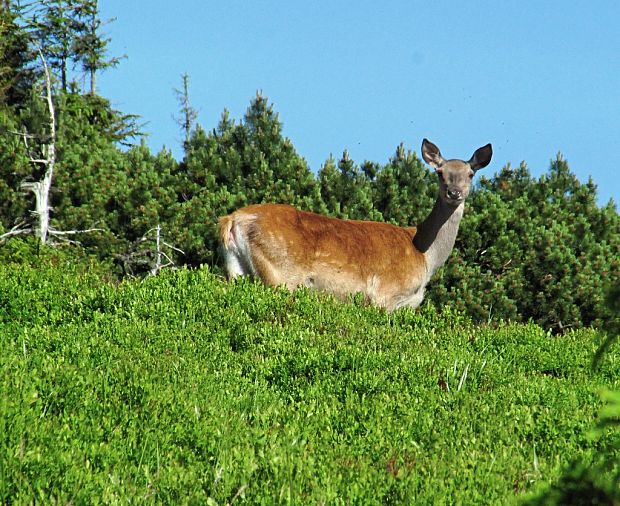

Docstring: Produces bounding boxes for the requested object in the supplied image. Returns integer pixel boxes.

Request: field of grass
[1,259,618,504]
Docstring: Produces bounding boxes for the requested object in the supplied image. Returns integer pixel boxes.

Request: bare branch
[5,129,38,139]
[0,225,33,244]
[161,241,186,255]
[50,236,83,246]
[117,225,184,277]
[159,251,175,265]
[48,228,105,236]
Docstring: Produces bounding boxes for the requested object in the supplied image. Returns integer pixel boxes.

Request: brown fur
[219,139,492,310]
[219,204,427,309]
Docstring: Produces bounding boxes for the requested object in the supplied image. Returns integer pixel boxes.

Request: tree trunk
[90,67,96,95]
[22,49,55,244]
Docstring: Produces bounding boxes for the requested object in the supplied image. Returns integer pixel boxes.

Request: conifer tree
[29,0,77,91]
[0,3,38,107]
[170,93,321,266]
[318,156,343,216]
[241,92,318,207]
[72,0,123,95]
[373,142,436,226]
[318,150,379,220]
[28,0,121,94]
[174,72,198,151]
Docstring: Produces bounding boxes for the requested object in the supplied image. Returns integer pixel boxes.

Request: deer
[218,139,492,310]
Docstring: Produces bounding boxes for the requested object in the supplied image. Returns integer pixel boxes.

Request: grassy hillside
[1,261,618,504]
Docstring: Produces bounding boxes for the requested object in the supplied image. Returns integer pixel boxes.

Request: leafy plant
[1,263,619,503]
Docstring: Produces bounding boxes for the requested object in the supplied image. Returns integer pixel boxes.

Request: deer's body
[219,139,492,310]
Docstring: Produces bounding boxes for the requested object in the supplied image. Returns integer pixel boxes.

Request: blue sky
[98,1,619,205]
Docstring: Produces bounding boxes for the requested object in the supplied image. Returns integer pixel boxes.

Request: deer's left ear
[469,143,493,171]
[421,139,445,169]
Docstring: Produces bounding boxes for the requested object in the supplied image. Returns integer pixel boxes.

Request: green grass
[1,262,618,504]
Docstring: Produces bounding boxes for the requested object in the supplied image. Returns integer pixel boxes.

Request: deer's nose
[447,188,462,200]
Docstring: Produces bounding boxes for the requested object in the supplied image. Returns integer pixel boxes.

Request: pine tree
[318,150,379,220]
[72,0,123,94]
[173,72,198,151]
[0,3,38,107]
[29,0,77,91]
[318,156,343,216]
[241,92,318,207]
[373,142,436,226]
[169,93,323,265]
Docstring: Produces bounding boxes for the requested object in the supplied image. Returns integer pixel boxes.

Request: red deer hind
[219,139,492,310]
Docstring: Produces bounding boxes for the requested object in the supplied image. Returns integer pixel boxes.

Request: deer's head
[422,139,492,206]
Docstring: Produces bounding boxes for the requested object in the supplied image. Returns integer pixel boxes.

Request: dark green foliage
[594,281,620,374]
[318,150,381,220]
[0,4,38,108]
[523,462,620,506]
[0,107,31,232]
[0,89,142,256]
[1,263,619,503]
[114,142,179,241]
[430,158,620,331]
[0,2,618,330]
[170,93,322,265]
[373,143,436,226]
[168,179,238,267]
[50,93,134,255]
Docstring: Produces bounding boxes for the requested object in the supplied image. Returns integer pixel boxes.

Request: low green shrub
[1,265,618,503]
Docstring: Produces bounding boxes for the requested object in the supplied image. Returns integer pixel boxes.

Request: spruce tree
[28,0,120,94]
[0,3,38,107]
[72,0,123,95]
[29,0,77,91]
[174,72,198,151]
[373,142,436,226]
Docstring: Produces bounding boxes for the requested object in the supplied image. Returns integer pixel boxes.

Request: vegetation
[1,1,617,329]
[1,2,619,502]
[0,255,619,503]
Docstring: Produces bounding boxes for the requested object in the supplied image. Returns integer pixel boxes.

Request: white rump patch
[221,215,258,278]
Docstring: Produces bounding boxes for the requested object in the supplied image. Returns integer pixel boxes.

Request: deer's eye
[468,171,474,179]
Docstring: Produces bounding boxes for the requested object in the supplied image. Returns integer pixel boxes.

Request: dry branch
[115,225,185,277]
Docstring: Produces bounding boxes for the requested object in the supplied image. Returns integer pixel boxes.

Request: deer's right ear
[421,139,445,169]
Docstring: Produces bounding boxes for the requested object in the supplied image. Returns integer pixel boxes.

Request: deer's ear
[469,143,492,171]
[421,139,445,169]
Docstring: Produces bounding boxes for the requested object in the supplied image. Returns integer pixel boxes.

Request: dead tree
[114,225,185,277]
[0,48,101,246]
[0,48,56,243]
[173,72,198,149]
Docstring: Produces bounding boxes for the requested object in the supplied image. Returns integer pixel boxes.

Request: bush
[1,264,619,503]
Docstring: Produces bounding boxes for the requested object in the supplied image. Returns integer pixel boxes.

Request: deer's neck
[412,199,464,279]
